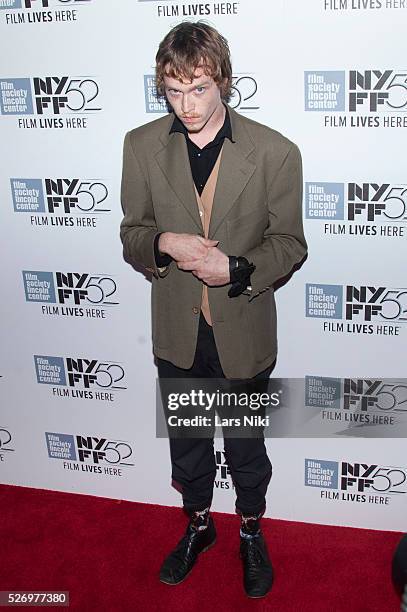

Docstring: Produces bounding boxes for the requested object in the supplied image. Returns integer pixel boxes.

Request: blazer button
[192,307,199,314]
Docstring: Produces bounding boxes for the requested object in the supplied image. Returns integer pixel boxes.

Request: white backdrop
[1,0,407,532]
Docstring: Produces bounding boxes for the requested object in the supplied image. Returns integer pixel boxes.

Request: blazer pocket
[226,211,268,253]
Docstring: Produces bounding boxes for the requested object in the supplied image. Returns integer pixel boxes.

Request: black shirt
[169,104,233,196]
[154,105,233,267]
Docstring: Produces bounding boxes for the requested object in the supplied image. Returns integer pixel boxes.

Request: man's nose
[181,94,194,114]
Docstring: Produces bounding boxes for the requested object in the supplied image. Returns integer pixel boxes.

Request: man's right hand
[158,232,218,264]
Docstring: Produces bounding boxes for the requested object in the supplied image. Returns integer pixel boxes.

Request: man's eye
[195,87,205,94]
[168,89,180,95]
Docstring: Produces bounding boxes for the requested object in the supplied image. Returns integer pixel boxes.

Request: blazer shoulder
[125,113,172,150]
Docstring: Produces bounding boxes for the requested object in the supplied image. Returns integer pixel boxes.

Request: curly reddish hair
[155,21,232,101]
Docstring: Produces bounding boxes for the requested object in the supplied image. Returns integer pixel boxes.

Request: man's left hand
[177,247,230,286]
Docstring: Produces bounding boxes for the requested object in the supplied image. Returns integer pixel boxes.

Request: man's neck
[187,103,226,149]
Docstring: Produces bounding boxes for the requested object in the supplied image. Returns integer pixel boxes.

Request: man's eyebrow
[166,80,211,90]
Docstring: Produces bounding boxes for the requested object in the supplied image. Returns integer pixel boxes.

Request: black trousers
[156,312,273,516]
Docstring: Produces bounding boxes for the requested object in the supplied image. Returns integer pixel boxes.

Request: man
[120,21,307,598]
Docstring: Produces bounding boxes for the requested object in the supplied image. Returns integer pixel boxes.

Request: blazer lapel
[155,127,203,232]
[209,106,256,238]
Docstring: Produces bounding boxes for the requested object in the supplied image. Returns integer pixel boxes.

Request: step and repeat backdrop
[1,0,406,532]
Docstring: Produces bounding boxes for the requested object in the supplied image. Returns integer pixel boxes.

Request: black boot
[159,507,216,585]
[239,511,273,598]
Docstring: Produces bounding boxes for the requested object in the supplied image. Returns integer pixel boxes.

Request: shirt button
[197,153,201,157]
[199,210,203,217]
[192,307,199,314]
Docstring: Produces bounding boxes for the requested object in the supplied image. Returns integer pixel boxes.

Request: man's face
[163,65,224,134]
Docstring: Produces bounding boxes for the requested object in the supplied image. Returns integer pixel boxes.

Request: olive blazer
[120,105,307,378]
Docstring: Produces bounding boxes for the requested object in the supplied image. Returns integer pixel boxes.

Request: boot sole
[246,592,272,599]
[159,536,217,586]
[245,578,274,598]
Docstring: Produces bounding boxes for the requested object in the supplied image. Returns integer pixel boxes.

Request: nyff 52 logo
[0,76,101,115]
[305,458,407,495]
[347,183,407,222]
[23,271,118,306]
[342,379,407,412]
[305,70,407,112]
[306,182,407,222]
[306,284,407,323]
[306,376,407,413]
[35,355,126,390]
[11,178,109,214]
[345,286,407,322]
[46,432,134,468]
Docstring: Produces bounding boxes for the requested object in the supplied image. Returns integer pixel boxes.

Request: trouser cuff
[235,504,266,517]
[184,502,212,515]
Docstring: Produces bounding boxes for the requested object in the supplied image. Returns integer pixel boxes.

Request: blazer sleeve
[120,130,171,279]
[240,143,307,300]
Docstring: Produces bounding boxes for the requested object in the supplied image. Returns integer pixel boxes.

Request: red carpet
[0,483,402,611]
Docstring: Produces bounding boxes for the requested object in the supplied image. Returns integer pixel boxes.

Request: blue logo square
[11,178,44,212]
[22,271,56,303]
[45,432,76,460]
[34,355,66,385]
[304,71,345,112]
[305,376,342,409]
[0,78,33,115]
[305,182,344,220]
[306,284,343,319]
[305,458,339,488]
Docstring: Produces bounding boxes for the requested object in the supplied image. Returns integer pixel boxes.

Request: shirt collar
[169,103,233,148]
